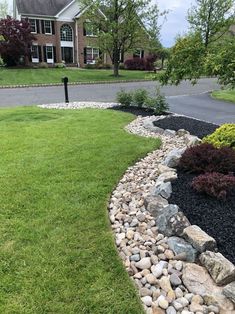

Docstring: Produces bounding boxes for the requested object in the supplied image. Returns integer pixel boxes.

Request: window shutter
[41,20,45,34]
[141,50,144,59]
[36,20,40,34]
[83,23,86,36]
[29,48,32,62]
[43,46,47,62]
[53,46,57,63]
[38,46,42,62]
[84,47,87,64]
[52,21,55,35]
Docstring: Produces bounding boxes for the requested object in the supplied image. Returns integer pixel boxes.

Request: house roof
[16,0,73,17]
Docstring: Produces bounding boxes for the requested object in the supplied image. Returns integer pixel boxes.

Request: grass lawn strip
[212,89,235,103]
[0,68,153,87]
[0,106,160,314]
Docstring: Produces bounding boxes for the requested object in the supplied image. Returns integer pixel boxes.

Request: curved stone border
[38,101,119,110]
[39,103,235,313]
[0,78,151,89]
[109,116,235,314]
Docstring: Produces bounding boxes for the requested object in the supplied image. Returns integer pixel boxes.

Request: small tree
[80,0,165,77]
[0,16,35,66]
[158,0,235,88]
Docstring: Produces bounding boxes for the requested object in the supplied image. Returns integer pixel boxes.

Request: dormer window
[83,21,98,37]
[29,19,37,33]
[44,20,52,34]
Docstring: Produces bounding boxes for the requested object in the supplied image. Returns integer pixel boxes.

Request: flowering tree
[0,16,35,66]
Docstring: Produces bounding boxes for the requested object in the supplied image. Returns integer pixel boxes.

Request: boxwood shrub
[203,124,235,149]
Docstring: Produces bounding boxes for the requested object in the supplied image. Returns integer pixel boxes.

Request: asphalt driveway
[0,78,234,124]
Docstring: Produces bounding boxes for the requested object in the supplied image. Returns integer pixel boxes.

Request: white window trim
[86,47,99,64]
[85,21,98,37]
[30,19,37,34]
[46,44,54,64]
[31,43,39,63]
[44,20,52,35]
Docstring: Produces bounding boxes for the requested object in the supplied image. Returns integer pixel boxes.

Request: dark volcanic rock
[169,169,235,264]
[153,115,219,138]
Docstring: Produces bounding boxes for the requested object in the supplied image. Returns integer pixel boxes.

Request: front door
[61,47,73,64]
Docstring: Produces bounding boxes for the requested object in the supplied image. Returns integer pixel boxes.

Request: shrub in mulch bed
[179,143,235,174]
[191,172,235,200]
[110,105,170,117]
[169,169,235,264]
[203,123,235,148]
[153,115,219,138]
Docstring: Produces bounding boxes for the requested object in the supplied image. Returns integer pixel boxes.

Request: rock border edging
[109,116,235,313]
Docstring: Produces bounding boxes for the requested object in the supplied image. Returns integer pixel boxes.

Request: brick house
[14,0,147,67]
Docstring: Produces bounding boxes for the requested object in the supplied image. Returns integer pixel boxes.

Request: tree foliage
[158,0,235,88]
[0,0,8,18]
[0,16,35,66]
[188,0,234,47]
[80,0,165,76]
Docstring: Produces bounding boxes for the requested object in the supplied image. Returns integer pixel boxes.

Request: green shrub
[145,89,169,114]
[203,124,235,148]
[116,89,133,107]
[38,62,49,69]
[0,57,5,67]
[85,64,96,69]
[132,89,148,108]
[55,62,66,68]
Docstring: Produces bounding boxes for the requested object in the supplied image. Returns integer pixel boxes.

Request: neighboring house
[14,0,147,67]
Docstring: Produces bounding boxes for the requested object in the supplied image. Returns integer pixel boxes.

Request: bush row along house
[14,0,147,68]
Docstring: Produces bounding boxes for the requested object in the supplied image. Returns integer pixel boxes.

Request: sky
[6,0,194,47]
[157,0,195,47]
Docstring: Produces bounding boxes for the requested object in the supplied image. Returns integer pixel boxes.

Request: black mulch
[169,169,235,264]
[110,106,170,117]
[153,115,219,138]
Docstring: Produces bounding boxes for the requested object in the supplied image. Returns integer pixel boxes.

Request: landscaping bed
[153,115,219,138]
[169,169,235,264]
[110,105,156,117]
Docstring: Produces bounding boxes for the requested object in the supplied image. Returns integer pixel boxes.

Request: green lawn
[212,89,235,103]
[0,106,160,314]
[0,68,153,86]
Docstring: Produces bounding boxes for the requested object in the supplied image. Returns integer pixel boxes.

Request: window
[84,22,98,37]
[46,45,54,63]
[29,19,37,33]
[60,24,73,42]
[31,45,39,62]
[133,49,144,59]
[86,47,99,64]
[44,20,52,34]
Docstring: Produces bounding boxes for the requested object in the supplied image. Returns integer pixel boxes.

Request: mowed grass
[0,68,153,86]
[212,89,235,103]
[0,107,160,314]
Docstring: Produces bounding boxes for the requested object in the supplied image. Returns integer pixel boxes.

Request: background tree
[188,0,234,48]
[159,0,235,88]
[0,0,8,18]
[81,0,165,77]
[0,16,35,66]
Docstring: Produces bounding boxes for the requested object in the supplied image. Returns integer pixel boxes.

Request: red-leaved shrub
[179,143,235,174]
[124,58,146,70]
[191,172,235,199]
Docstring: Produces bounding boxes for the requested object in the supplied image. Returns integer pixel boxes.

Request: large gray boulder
[162,148,186,168]
[223,281,235,304]
[156,204,179,236]
[169,212,191,237]
[183,225,216,253]
[144,195,168,217]
[168,236,197,262]
[200,251,235,286]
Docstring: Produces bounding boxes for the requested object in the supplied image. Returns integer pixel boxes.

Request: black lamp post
[62,77,69,104]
